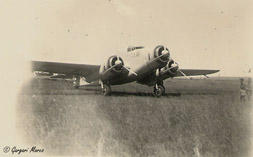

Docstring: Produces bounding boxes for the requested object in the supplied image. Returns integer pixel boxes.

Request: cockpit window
[127,46,144,52]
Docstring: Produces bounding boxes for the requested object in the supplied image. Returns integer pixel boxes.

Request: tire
[74,85,79,89]
[160,85,165,95]
[102,84,111,96]
[154,85,165,97]
[154,86,163,97]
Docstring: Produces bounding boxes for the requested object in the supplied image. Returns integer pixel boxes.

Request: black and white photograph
[0,0,252,156]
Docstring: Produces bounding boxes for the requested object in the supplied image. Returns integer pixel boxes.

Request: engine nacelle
[99,55,125,80]
[151,45,170,63]
[159,59,179,77]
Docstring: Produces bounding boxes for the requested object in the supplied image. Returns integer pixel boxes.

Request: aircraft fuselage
[107,46,171,85]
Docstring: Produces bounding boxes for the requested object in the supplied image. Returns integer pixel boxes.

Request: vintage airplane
[31,45,219,97]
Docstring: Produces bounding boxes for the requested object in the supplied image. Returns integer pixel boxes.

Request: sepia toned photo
[0,0,252,156]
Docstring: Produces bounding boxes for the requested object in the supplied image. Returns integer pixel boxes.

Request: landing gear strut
[73,76,80,89]
[100,80,111,96]
[154,81,165,97]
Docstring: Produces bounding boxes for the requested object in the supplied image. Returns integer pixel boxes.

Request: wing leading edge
[31,61,100,82]
[175,69,219,77]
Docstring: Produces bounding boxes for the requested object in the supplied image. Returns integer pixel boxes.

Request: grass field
[17,77,252,156]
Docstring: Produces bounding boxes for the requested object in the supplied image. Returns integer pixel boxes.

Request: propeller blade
[168,66,175,70]
[168,62,179,70]
[123,66,137,76]
[178,69,190,79]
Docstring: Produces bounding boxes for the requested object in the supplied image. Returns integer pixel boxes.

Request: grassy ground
[17,77,252,156]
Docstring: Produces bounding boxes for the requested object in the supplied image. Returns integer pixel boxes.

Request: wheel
[74,85,79,89]
[154,85,165,97]
[154,85,164,97]
[73,76,80,89]
[154,87,162,97]
[160,85,165,95]
[102,84,111,96]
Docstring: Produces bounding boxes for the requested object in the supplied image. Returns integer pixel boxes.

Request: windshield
[127,46,145,52]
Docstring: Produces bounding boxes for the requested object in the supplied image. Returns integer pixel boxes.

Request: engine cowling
[152,45,170,63]
[100,55,124,75]
[160,59,179,77]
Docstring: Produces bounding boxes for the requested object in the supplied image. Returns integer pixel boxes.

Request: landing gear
[73,76,80,89]
[154,85,165,97]
[154,81,165,97]
[74,86,79,89]
[102,84,111,96]
[100,80,112,96]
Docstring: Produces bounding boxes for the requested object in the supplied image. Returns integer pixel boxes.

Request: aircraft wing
[175,69,219,77]
[31,61,100,82]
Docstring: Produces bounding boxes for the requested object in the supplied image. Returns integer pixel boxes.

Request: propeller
[161,46,166,55]
[115,55,137,76]
[166,60,189,79]
[160,45,170,60]
[168,62,179,70]
[123,66,138,76]
[115,56,122,65]
[168,60,189,79]
[178,69,190,79]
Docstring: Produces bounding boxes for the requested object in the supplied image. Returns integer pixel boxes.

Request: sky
[0,0,252,77]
